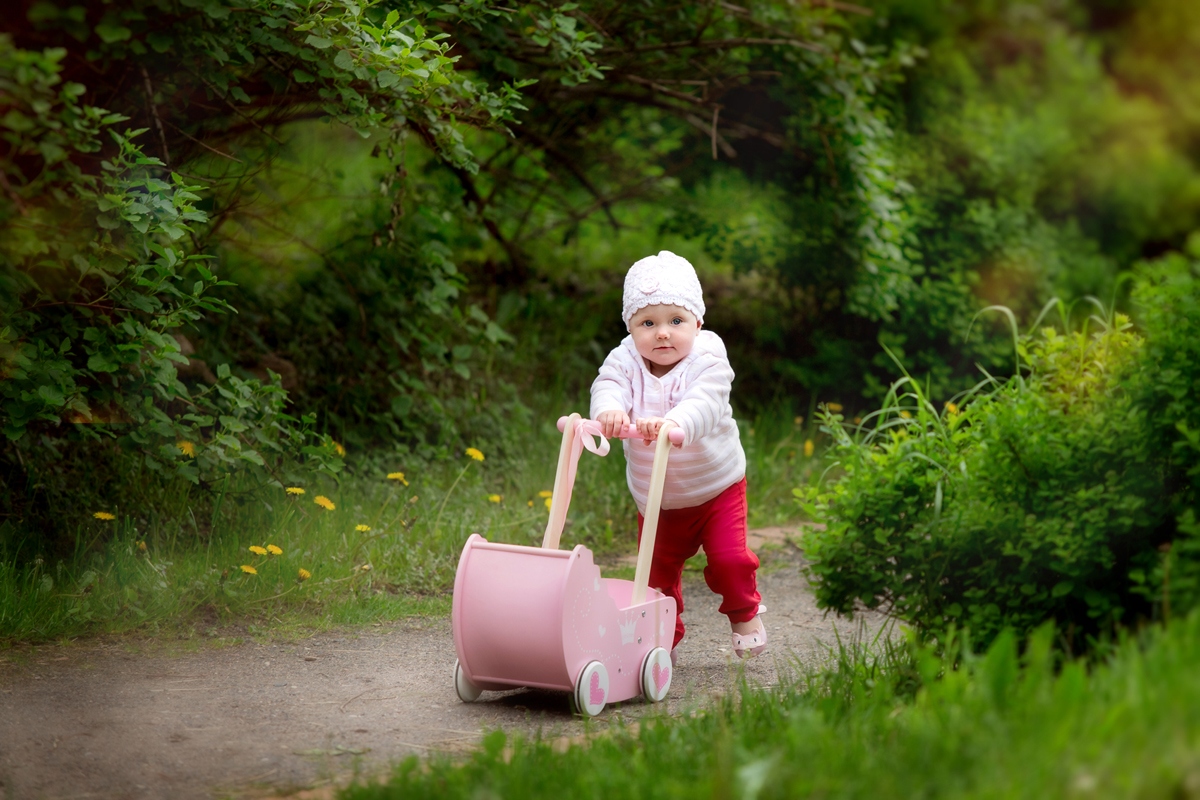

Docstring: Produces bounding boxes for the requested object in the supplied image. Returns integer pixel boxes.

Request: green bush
[1125,243,1200,618]
[0,0,536,531]
[196,222,518,458]
[0,47,340,528]
[800,306,1172,651]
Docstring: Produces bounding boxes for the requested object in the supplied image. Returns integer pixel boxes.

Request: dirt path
[0,533,883,800]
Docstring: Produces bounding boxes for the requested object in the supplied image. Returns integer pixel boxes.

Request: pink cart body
[451,415,683,712]
[452,536,675,700]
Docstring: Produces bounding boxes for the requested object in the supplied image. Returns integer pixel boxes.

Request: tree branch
[140,65,172,168]
[163,120,244,164]
[412,124,527,281]
[522,170,675,244]
[599,36,823,55]
[0,170,28,216]
[515,128,622,232]
[620,74,710,106]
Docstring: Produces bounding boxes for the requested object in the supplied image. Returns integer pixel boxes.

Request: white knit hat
[622,250,705,326]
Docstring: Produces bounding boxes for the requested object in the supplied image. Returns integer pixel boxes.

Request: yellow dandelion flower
[537,490,553,498]
[853,416,862,425]
[387,472,409,486]
[266,544,283,556]
[527,500,534,507]
[355,524,371,532]
[465,447,484,462]
[358,564,372,572]
[298,568,312,581]
[177,440,195,457]
[93,511,115,520]
[827,402,844,413]
[249,545,268,555]
[804,439,815,458]
[793,416,804,426]
[900,410,912,419]
[945,402,959,415]
[333,441,346,457]
[286,487,306,496]
[240,564,257,575]
[137,541,147,552]
[544,496,553,509]
[314,495,335,510]
[487,494,502,503]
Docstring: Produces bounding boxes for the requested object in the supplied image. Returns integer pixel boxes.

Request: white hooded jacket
[590,330,746,513]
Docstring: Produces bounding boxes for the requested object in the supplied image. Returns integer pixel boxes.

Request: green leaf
[1051,581,1073,598]
[95,21,132,43]
[334,49,355,70]
[147,32,174,53]
[305,34,333,49]
[87,353,119,373]
[293,69,316,83]
[203,1,230,19]
[37,385,66,407]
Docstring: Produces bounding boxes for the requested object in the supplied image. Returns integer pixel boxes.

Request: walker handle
[557,416,684,446]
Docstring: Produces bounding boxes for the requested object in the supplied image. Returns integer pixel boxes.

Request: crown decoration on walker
[451,413,684,716]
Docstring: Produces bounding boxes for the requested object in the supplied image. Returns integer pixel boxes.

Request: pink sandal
[732,604,768,658]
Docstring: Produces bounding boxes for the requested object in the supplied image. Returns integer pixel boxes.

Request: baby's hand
[596,410,630,439]
[635,416,671,444]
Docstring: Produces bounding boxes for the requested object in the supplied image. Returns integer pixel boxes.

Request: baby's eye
[671,317,683,325]
[641,319,654,327]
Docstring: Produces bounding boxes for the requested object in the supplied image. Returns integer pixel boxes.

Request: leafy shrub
[196,223,519,457]
[0,0,537,531]
[0,47,341,530]
[800,308,1171,651]
[1125,242,1200,617]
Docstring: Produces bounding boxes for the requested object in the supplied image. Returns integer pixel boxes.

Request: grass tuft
[1,413,811,643]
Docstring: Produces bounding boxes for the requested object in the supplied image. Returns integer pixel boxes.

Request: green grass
[342,615,1200,799]
[0,412,821,643]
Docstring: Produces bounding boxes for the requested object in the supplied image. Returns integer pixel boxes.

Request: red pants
[636,478,759,649]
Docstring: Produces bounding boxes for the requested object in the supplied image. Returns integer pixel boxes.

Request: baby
[590,250,766,659]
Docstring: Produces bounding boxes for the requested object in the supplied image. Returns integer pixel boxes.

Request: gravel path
[0,534,884,800]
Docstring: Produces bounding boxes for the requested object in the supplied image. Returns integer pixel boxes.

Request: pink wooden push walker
[451,413,684,716]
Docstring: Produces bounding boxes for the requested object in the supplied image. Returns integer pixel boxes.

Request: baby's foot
[731,615,767,658]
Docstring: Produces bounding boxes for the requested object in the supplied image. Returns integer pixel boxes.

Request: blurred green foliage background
[3,0,1199,609]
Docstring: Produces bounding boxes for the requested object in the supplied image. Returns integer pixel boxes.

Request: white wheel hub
[641,647,672,702]
[574,661,609,717]
[454,659,482,702]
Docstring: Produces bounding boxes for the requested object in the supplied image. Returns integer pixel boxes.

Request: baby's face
[628,304,701,376]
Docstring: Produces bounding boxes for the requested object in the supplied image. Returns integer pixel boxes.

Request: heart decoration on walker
[451,413,683,716]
